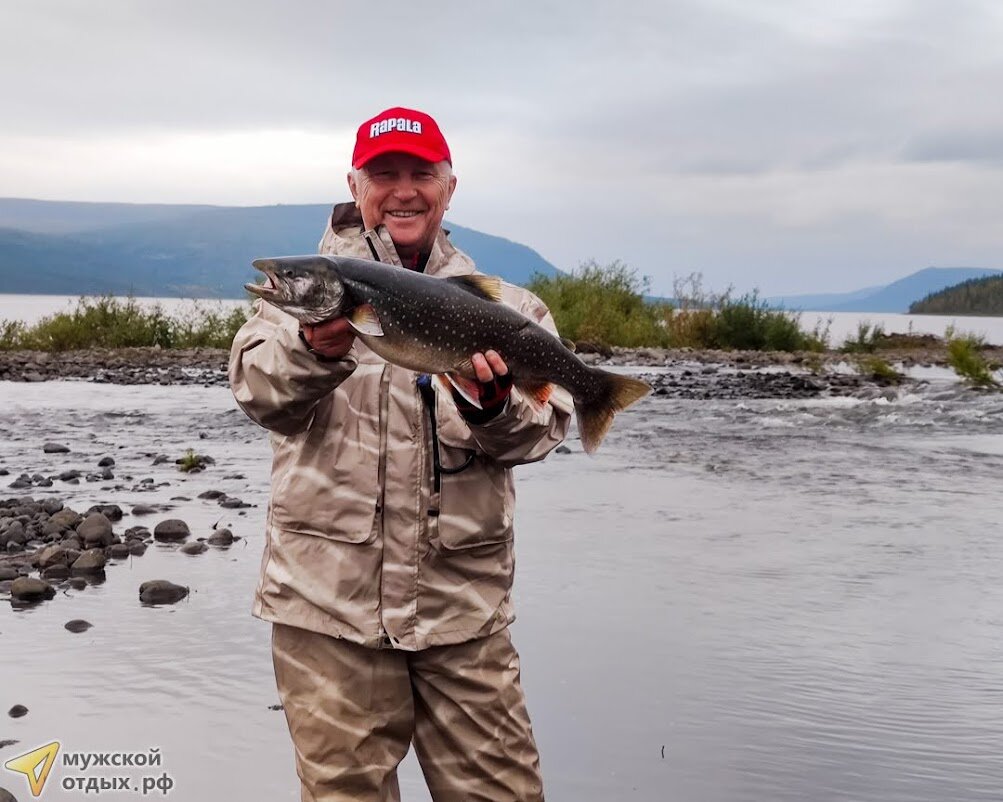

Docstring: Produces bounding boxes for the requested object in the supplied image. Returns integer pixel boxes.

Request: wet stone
[0,567,17,581]
[10,577,55,602]
[107,543,132,560]
[131,504,156,516]
[153,519,190,542]
[71,549,107,574]
[179,541,207,555]
[207,528,234,546]
[7,705,28,718]
[42,442,70,454]
[64,619,93,633]
[97,456,115,467]
[41,564,69,581]
[77,513,114,547]
[139,580,189,605]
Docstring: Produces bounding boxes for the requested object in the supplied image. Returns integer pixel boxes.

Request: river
[1,373,1001,800]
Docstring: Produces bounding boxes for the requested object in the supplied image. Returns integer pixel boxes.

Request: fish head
[246,255,346,324]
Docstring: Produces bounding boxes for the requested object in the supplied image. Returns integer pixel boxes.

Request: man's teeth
[388,210,422,218]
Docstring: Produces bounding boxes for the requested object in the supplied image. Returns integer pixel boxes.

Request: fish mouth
[246,259,281,299]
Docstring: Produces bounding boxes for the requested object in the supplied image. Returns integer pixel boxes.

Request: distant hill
[0,198,560,297]
[769,267,1003,313]
[910,274,1003,315]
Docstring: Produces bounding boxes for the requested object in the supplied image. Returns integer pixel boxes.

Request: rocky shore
[1,342,995,399]
[0,342,994,396]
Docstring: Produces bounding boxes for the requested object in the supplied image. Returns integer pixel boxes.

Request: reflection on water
[1,375,1002,801]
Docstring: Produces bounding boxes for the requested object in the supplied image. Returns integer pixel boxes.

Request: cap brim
[353,140,451,169]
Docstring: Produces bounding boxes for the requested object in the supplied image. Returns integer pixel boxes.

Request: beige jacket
[229,204,572,650]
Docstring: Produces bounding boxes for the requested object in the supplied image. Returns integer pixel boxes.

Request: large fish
[246,254,650,454]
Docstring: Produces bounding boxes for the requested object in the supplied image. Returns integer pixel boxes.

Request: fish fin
[516,380,553,412]
[442,372,484,409]
[560,337,577,352]
[346,303,384,336]
[576,371,651,455]
[446,274,504,302]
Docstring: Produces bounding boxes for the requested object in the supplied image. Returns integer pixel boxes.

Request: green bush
[841,322,886,353]
[529,263,826,352]
[0,296,251,351]
[527,260,671,348]
[945,327,999,387]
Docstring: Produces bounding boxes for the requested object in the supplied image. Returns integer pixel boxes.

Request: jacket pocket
[432,443,514,550]
[268,387,381,544]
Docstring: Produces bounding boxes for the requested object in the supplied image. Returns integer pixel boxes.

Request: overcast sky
[2,0,1001,295]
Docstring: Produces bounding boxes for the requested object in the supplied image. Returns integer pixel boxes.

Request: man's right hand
[301,317,356,359]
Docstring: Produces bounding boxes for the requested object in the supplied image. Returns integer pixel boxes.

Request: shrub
[0,296,251,351]
[945,326,999,388]
[855,355,904,384]
[841,322,886,353]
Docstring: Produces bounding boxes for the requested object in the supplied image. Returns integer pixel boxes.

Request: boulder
[138,580,189,605]
[10,577,55,602]
[71,549,107,574]
[77,513,114,547]
[153,519,190,542]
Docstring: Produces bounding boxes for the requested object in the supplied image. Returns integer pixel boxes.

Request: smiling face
[348,152,457,261]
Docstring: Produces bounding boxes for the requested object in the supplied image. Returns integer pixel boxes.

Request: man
[229,107,572,802]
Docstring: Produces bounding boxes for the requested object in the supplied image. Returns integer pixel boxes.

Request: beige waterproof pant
[272,623,545,802]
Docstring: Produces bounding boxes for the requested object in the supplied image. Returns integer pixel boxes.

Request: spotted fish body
[247,254,651,453]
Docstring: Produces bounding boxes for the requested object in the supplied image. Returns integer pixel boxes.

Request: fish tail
[576,371,651,455]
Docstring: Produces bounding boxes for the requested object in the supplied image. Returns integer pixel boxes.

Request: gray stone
[153,519,190,542]
[8,705,28,718]
[207,528,234,546]
[86,504,122,522]
[48,509,81,530]
[41,498,63,515]
[77,513,114,547]
[128,541,148,556]
[97,456,115,467]
[0,784,19,801]
[138,580,189,605]
[58,470,82,481]
[37,545,68,569]
[108,543,132,559]
[131,504,156,516]
[179,541,207,555]
[0,567,17,581]
[41,564,69,581]
[2,522,26,545]
[71,549,107,574]
[64,619,93,633]
[10,577,55,602]
[42,442,70,454]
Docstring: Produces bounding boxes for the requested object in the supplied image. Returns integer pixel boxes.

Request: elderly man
[229,107,571,802]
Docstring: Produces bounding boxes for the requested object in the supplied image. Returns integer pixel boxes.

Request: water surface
[1,376,1002,800]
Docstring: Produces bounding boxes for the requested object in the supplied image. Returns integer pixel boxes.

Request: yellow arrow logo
[4,741,60,797]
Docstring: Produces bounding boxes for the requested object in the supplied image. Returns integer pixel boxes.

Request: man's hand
[472,350,508,384]
[300,318,356,359]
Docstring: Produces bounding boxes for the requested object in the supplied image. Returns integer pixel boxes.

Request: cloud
[2,0,1002,294]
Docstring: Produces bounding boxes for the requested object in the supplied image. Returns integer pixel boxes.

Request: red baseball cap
[352,107,452,169]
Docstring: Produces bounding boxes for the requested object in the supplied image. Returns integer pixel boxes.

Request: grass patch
[0,296,250,351]
[945,327,1000,388]
[854,355,905,384]
[177,449,215,473]
[841,322,886,353]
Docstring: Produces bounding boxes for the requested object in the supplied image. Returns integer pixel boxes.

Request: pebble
[7,705,27,719]
[42,442,70,454]
[64,619,93,633]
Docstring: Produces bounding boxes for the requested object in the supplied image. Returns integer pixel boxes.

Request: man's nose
[393,177,418,200]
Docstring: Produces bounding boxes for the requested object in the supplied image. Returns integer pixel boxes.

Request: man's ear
[347,171,359,205]
[446,173,457,210]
